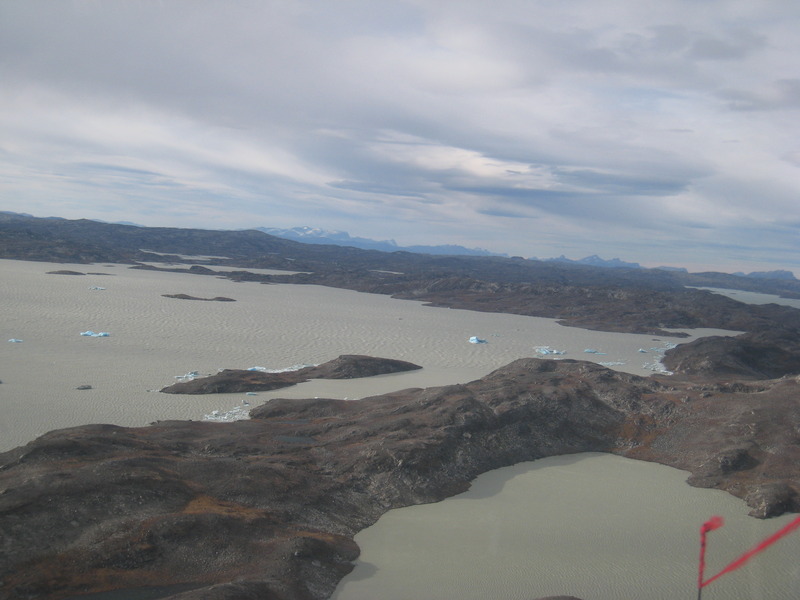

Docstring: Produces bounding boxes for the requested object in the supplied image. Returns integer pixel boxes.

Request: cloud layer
[1,0,799,272]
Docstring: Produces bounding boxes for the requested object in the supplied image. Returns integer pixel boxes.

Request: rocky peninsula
[160,355,422,395]
[2,358,799,599]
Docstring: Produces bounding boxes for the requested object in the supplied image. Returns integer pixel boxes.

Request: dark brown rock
[663,328,800,379]
[160,355,422,394]
[2,358,798,600]
[162,293,236,302]
[46,269,85,275]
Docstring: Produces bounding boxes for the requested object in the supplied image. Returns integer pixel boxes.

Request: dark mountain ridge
[2,212,799,297]
[4,212,800,344]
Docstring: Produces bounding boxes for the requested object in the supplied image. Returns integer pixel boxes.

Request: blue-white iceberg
[535,346,566,356]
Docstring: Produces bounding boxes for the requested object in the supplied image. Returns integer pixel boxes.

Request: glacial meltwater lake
[332,453,800,600]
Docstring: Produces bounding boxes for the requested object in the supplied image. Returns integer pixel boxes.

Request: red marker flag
[698,516,724,591]
[698,513,800,598]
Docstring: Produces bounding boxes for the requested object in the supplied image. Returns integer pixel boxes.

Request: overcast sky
[1,1,799,273]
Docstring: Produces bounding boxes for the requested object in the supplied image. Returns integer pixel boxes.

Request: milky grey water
[692,287,800,310]
[332,453,800,600]
[0,259,735,451]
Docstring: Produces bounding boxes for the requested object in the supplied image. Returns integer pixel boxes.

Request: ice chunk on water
[80,331,110,337]
[175,371,199,381]
[468,336,487,344]
[535,346,566,355]
[203,404,250,422]
[8,338,23,343]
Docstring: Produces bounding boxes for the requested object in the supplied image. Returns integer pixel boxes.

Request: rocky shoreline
[2,358,798,600]
[160,355,422,395]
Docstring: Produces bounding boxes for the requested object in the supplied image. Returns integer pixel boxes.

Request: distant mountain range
[733,269,797,281]
[0,212,794,282]
[541,254,649,270]
[254,226,682,269]
[257,226,796,280]
[253,226,501,257]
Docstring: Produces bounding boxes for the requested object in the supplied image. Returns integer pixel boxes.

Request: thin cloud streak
[1,0,799,273]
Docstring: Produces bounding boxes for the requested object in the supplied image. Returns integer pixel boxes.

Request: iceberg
[468,336,487,344]
[175,371,199,382]
[80,331,110,337]
[583,348,606,355]
[535,346,566,355]
[203,404,250,422]
[8,338,23,343]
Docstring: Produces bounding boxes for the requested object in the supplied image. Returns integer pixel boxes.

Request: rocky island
[160,355,423,394]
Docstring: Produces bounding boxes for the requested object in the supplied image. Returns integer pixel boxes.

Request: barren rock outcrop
[2,358,798,600]
[160,355,422,394]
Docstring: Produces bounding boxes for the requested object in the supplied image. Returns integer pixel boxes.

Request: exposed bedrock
[160,355,423,394]
[662,327,800,379]
[1,358,799,599]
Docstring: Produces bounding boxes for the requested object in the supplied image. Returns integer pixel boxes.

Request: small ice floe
[643,361,674,375]
[641,342,678,375]
[583,348,606,355]
[88,286,106,290]
[267,363,314,373]
[247,364,315,373]
[469,336,488,344]
[245,392,257,396]
[203,404,251,422]
[79,331,110,337]
[599,361,627,367]
[638,348,648,353]
[535,346,566,356]
[7,338,23,343]
[175,371,199,382]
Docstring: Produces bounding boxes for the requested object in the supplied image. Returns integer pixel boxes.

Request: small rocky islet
[159,355,423,395]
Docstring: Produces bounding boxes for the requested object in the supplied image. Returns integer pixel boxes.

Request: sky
[1,1,799,274]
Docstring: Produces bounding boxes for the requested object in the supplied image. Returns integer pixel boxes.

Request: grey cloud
[633,25,766,62]
[450,186,578,203]
[721,79,800,111]
[552,168,690,197]
[476,207,538,219]
[328,180,429,199]
[1,1,798,273]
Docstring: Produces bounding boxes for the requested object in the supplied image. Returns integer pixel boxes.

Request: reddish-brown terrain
[2,359,798,600]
